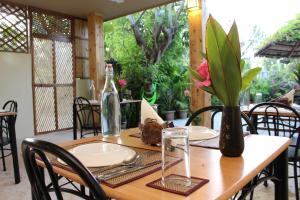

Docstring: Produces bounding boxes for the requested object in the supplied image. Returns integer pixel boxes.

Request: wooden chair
[22,138,108,200]
[0,100,17,171]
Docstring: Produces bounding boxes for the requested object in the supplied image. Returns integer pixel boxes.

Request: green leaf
[240,59,245,71]
[201,52,207,59]
[189,68,203,81]
[206,15,242,106]
[201,86,215,95]
[228,21,241,66]
[241,67,262,91]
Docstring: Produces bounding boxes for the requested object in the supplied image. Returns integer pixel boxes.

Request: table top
[241,104,298,117]
[54,128,290,200]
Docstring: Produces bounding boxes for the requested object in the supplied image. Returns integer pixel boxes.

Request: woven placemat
[129,132,141,138]
[146,174,209,196]
[47,141,181,188]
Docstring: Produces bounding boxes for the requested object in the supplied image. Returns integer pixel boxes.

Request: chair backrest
[248,102,300,159]
[185,105,257,135]
[3,100,17,122]
[22,138,107,200]
[74,97,98,133]
[1,100,18,141]
[248,102,300,136]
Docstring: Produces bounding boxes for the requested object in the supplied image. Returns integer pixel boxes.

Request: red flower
[118,79,127,88]
[195,60,211,87]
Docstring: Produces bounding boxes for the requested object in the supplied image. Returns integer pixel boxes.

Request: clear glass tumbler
[161,127,191,187]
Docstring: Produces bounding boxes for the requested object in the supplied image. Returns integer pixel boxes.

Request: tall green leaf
[206,15,241,106]
[241,67,262,91]
[228,22,241,67]
[240,59,245,71]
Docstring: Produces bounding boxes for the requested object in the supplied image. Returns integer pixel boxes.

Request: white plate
[187,126,219,141]
[58,143,136,167]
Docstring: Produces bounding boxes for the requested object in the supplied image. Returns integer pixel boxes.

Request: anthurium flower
[195,60,211,87]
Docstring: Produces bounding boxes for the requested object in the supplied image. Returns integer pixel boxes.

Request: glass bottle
[90,80,96,100]
[100,64,121,137]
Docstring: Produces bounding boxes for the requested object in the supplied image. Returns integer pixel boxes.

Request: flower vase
[219,106,244,157]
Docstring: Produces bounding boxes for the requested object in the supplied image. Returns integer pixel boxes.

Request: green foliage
[259,13,300,48]
[293,63,300,84]
[104,4,189,109]
[250,60,298,102]
[241,67,262,91]
[268,13,300,42]
[157,83,177,111]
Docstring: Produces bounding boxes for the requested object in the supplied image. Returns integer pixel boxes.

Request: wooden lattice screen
[0,2,28,53]
[31,10,74,134]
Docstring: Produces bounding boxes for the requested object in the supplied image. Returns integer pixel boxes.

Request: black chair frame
[74,97,100,138]
[22,138,108,200]
[185,105,257,135]
[248,102,300,200]
[0,100,17,171]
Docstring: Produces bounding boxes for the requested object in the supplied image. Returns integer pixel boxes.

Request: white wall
[0,52,34,139]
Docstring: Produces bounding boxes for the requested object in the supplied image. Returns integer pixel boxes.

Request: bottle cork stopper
[106,64,113,69]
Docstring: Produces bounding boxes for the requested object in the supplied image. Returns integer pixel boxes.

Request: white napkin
[281,89,295,103]
[140,98,164,125]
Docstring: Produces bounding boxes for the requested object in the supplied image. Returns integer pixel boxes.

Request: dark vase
[219,106,244,157]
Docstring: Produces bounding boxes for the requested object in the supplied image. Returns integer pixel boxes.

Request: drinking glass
[161,127,191,187]
[240,91,249,107]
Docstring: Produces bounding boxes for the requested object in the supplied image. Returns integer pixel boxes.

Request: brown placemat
[190,136,220,149]
[47,141,181,188]
[146,174,209,196]
[129,132,141,138]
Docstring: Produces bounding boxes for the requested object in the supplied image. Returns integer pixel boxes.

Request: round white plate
[58,143,136,167]
[187,126,219,141]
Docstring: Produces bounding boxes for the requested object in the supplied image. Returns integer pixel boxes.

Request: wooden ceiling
[7,0,180,20]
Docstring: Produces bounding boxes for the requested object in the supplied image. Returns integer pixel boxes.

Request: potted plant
[176,89,190,119]
[158,85,176,121]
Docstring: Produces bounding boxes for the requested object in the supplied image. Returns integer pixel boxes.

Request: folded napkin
[141,99,164,125]
[281,89,295,104]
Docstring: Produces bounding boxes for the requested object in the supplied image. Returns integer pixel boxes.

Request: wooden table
[242,105,298,118]
[73,99,142,140]
[54,128,290,200]
[242,105,299,131]
[0,111,20,184]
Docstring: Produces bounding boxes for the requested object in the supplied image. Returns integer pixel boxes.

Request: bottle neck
[103,73,117,92]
